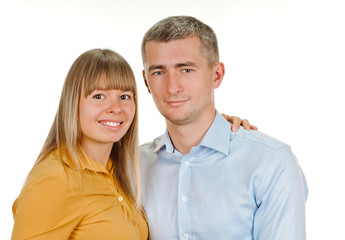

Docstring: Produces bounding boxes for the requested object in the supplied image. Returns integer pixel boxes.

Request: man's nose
[166,72,182,94]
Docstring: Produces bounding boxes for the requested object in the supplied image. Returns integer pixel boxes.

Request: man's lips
[166,99,188,106]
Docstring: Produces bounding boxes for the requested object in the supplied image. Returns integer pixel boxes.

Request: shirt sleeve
[253,146,308,240]
[12,162,81,239]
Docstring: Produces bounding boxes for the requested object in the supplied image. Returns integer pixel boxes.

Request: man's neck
[166,110,216,155]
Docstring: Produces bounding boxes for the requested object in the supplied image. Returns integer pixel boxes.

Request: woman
[12,49,148,239]
[11,48,252,239]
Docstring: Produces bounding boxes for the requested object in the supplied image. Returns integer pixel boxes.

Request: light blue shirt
[140,112,308,240]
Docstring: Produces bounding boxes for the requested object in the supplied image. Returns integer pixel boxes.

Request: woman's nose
[108,100,121,114]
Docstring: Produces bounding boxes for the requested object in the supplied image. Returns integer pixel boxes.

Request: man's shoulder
[139,134,165,153]
[233,127,289,150]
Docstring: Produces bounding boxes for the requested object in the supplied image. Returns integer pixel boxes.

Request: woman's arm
[12,161,81,239]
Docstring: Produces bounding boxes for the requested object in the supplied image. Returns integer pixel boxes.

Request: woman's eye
[120,95,130,100]
[93,94,104,99]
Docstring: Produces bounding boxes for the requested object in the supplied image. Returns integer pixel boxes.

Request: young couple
[12,16,307,240]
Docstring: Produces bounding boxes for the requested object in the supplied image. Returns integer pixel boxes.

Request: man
[140,16,308,240]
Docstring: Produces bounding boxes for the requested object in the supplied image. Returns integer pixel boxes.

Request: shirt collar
[199,111,231,155]
[151,130,174,153]
[157,111,231,155]
[162,130,175,153]
[57,147,111,174]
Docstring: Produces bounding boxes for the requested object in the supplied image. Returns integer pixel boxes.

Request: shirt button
[183,233,190,238]
[184,161,190,166]
[182,196,188,202]
[118,196,123,201]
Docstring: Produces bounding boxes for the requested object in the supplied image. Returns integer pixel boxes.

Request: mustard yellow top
[12,148,148,240]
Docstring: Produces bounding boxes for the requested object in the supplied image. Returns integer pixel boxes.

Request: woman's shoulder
[12,150,84,238]
[13,149,81,212]
[27,150,68,184]
[20,148,82,199]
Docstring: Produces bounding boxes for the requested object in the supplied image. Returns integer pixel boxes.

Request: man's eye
[182,69,192,73]
[120,95,130,100]
[93,94,104,99]
[153,71,163,75]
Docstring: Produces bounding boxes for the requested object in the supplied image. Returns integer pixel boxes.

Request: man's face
[143,36,224,126]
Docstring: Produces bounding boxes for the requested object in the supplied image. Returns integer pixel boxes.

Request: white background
[1,0,344,239]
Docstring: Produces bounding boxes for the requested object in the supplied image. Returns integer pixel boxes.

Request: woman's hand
[221,114,258,132]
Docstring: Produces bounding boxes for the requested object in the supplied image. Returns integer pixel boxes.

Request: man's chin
[164,113,193,126]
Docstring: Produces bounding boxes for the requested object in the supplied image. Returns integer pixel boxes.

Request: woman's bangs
[82,61,136,96]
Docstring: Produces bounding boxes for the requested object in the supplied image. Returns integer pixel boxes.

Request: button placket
[110,175,138,231]
[183,233,190,239]
[104,174,117,197]
[104,160,140,232]
[178,155,192,239]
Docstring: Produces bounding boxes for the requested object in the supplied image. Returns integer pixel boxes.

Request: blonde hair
[36,49,141,207]
[141,16,219,67]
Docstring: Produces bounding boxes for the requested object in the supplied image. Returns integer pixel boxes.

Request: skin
[223,114,257,131]
[78,85,136,166]
[143,36,225,154]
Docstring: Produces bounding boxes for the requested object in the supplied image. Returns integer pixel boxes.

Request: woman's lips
[98,120,122,129]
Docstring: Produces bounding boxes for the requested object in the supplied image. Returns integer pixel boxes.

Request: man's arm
[253,146,308,240]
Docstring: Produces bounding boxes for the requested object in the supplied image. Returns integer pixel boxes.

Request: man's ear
[142,70,151,93]
[213,62,225,89]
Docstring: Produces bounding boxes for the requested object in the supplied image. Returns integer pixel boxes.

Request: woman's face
[78,86,136,149]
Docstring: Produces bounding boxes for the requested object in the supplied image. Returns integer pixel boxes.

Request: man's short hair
[141,16,219,67]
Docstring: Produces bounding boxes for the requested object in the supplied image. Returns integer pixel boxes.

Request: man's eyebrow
[176,61,197,68]
[148,65,166,72]
[148,62,198,72]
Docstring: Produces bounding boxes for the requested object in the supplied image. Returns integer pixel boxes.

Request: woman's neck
[80,139,113,167]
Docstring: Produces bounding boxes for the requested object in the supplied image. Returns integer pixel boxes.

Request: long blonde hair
[36,49,141,207]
